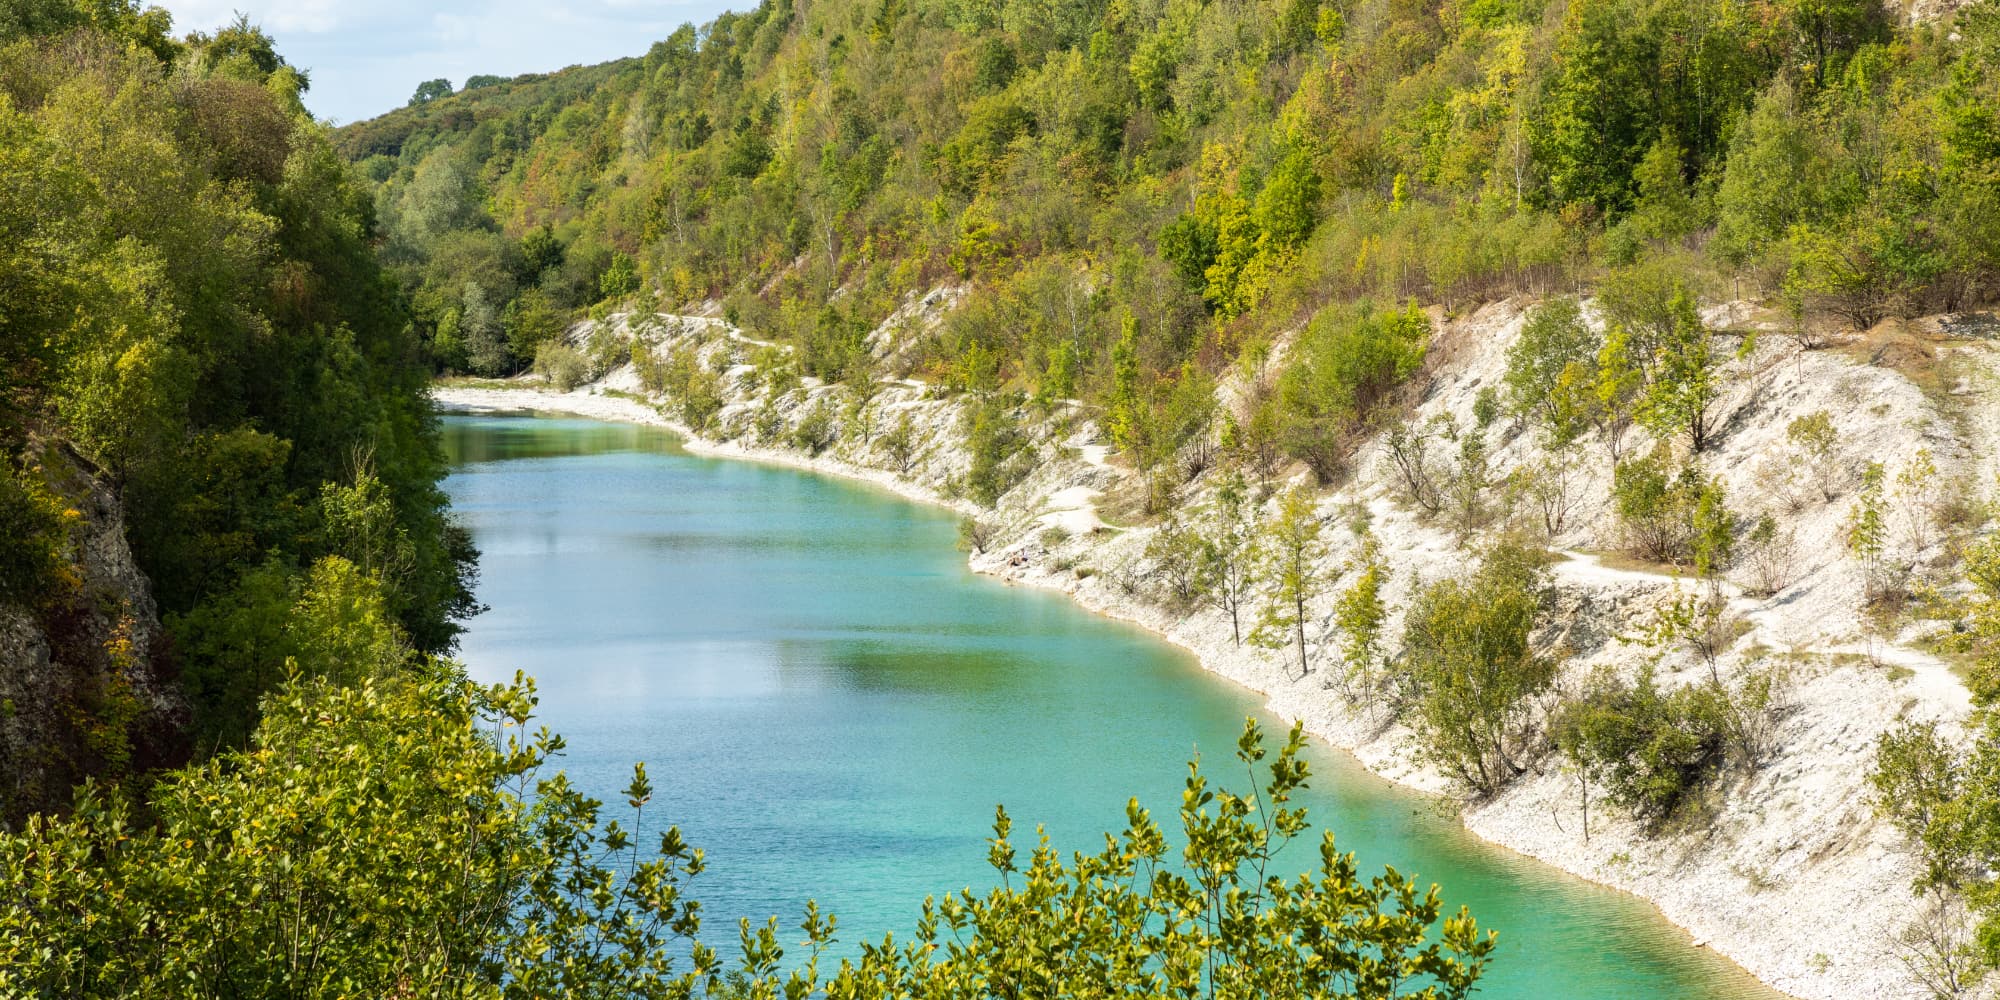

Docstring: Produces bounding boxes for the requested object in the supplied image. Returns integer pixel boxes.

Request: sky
[154,1,740,125]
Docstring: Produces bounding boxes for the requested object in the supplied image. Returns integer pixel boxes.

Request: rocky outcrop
[0,438,186,825]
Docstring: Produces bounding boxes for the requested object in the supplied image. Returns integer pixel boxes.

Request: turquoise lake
[441,412,1779,999]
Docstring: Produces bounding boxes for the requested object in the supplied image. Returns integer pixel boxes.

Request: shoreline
[434,382,1798,1000]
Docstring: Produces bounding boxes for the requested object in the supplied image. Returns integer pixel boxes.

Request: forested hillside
[349,0,1995,421]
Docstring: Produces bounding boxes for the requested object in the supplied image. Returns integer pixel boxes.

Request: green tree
[1637,284,1725,452]
[506,287,568,368]
[1502,297,1600,447]
[1629,133,1701,243]
[1846,461,1890,601]
[1787,410,1842,500]
[409,78,454,106]
[1593,323,1643,463]
[961,396,1028,506]
[1557,664,1738,829]
[1870,721,1970,890]
[0,674,1497,1000]
[1146,515,1208,607]
[1404,544,1555,795]
[1107,315,1144,456]
[599,251,640,300]
[1251,484,1329,677]
[1278,302,1430,482]
[1199,472,1262,645]
[1331,538,1391,692]
[462,283,510,376]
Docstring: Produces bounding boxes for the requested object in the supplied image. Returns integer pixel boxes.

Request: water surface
[443,412,1778,999]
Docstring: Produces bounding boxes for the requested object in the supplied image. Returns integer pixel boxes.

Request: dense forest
[0,1,477,805]
[347,0,1996,434]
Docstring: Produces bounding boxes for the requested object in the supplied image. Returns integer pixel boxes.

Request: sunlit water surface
[443,413,1778,999]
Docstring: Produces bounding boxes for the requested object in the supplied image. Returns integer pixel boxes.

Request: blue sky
[156,1,740,125]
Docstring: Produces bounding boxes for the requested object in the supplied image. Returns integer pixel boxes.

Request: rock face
[0,438,186,825]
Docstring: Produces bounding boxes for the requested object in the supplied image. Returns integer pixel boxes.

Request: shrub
[533,342,590,391]
[1870,721,1970,890]
[1737,514,1797,596]
[1611,447,1728,566]
[790,399,837,456]
[752,393,786,443]
[1403,543,1556,795]
[1560,659,1787,831]
[1557,666,1731,829]
[1144,517,1205,608]
[1277,301,1430,482]
[586,323,631,373]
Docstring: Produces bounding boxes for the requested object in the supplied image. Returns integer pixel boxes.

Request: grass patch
[434,376,527,390]
[1573,547,1700,580]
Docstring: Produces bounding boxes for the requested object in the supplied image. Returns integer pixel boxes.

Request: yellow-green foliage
[1,693,1496,1000]
[340,0,2000,437]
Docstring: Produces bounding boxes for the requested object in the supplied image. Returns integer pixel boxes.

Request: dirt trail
[1553,549,1969,710]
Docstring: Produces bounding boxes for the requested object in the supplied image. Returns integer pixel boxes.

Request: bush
[0,668,726,997]
[533,342,590,391]
[636,342,726,432]
[1557,666,1730,828]
[1559,663,1786,830]
[1611,447,1728,566]
[1737,514,1797,596]
[1277,301,1430,482]
[1403,543,1556,795]
[790,399,837,456]
[1870,721,1969,890]
[752,393,786,443]
[1143,517,1204,608]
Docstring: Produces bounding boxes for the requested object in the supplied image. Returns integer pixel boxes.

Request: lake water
[442,412,1778,999]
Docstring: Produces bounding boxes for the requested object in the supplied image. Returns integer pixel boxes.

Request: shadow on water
[442,413,1784,1000]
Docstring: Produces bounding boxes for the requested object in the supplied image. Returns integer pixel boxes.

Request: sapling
[1786,410,1841,502]
[1251,484,1329,677]
[1847,462,1891,603]
[1199,472,1262,645]
[1331,538,1390,696]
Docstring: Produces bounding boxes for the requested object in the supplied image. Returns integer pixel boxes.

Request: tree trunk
[1294,593,1309,676]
